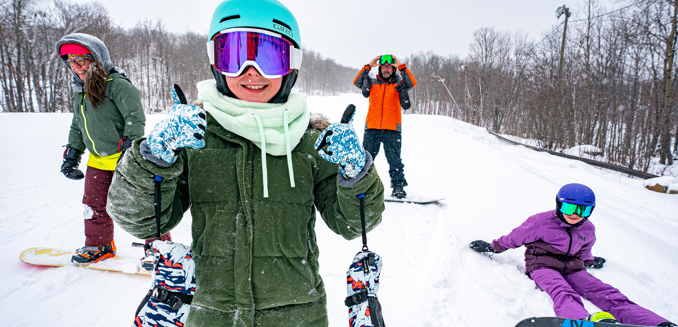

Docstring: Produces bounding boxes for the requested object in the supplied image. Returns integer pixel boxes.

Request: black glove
[469,240,496,253]
[61,147,84,180]
[586,256,606,269]
[395,80,406,93]
[118,137,133,161]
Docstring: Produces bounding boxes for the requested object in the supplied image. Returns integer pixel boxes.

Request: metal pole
[432,74,461,117]
[557,6,570,85]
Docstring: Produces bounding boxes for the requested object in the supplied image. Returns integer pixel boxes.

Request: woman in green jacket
[106,1,385,326]
[56,33,170,265]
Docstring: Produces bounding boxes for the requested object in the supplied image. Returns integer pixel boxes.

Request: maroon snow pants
[82,167,171,247]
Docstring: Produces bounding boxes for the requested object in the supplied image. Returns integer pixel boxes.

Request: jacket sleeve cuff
[398,64,407,71]
[364,64,372,70]
[491,240,507,253]
[139,139,173,167]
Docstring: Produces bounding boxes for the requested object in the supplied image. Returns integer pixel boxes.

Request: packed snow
[0,93,676,326]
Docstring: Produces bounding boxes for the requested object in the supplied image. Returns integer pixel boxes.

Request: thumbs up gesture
[146,84,206,165]
[315,104,366,179]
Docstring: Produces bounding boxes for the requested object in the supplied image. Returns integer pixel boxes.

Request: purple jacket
[491,210,596,276]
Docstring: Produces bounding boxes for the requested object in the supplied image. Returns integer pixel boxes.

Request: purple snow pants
[530,268,668,326]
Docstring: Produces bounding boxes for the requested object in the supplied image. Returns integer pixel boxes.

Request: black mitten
[469,240,496,253]
[586,256,606,269]
[118,137,133,161]
[61,147,84,180]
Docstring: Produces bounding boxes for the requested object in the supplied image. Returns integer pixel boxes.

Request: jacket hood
[56,33,115,92]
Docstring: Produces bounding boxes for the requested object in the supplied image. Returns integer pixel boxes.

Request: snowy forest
[0,0,358,114]
[1,0,677,174]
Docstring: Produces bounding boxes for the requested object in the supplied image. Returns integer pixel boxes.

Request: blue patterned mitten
[315,109,366,179]
[134,241,196,327]
[146,86,206,165]
[346,251,385,327]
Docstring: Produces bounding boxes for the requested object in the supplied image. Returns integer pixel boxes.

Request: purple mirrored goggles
[207,28,302,79]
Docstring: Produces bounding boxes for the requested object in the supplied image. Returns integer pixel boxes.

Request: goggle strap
[220,27,282,38]
[290,46,302,70]
[207,41,215,65]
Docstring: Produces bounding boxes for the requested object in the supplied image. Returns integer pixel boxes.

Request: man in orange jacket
[353,54,417,199]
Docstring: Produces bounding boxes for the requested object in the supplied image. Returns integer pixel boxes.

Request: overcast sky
[56,0,617,68]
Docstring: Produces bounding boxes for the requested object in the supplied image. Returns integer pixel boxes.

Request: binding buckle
[344,289,369,306]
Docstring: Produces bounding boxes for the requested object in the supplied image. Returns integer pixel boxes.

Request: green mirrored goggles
[559,202,594,218]
[379,54,395,65]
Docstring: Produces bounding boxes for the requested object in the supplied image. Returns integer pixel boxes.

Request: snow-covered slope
[1,94,676,326]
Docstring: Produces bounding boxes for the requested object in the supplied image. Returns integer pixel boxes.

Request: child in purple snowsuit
[470,183,674,326]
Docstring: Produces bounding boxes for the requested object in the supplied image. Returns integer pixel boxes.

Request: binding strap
[344,289,369,307]
[149,285,193,311]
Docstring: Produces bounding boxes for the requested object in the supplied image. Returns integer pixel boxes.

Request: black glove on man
[118,137,133,161]
[61,147,84,180]
[469,240,496,253]
[585,256,606,269]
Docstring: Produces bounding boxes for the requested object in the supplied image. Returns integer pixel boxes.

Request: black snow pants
[363,129,407,188]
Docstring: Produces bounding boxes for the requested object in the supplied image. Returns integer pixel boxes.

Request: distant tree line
[0,0,356,115]
[404,0,677,171]
[2,0,676,173]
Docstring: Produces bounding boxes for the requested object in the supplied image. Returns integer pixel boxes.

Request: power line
[528,0,646,52]
[569,0,646,23]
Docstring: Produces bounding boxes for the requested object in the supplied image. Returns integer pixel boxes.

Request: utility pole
[432,74,461,118]
[556,5,571,85]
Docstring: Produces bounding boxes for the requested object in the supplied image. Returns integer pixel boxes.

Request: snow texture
[0,93,676,326]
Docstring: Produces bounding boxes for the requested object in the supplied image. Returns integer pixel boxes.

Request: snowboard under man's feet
[71,240,116,264]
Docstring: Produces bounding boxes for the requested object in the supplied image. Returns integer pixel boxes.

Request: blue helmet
[556,183,596,206]
[555,183,596,226]
[208,0,301,49]
[207,0,302,103]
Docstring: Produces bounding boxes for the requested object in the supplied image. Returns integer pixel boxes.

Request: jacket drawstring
[252,113,269,198]
[252,110,296,198]
[283,108,295,188]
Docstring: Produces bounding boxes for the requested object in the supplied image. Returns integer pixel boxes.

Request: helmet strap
[211,66,236,98]
[268,70,298,104]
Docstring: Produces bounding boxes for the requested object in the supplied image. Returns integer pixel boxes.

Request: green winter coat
[107,112,384,326]
[67,73,145,157]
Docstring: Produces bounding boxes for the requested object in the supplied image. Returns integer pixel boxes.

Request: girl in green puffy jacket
[106,1,385,326]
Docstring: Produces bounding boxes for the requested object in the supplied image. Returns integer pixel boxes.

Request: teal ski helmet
[207,0,302,103]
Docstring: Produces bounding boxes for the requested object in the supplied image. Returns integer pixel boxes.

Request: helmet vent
[273,19,291,30]
[220,15,241,23]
